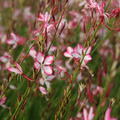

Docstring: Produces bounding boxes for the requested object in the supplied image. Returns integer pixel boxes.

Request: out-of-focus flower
[104,107,117,120]
[64,44,92,67]
[38,12,50,24]
[0,96,6,105]
[6,33,26,48]
[0,52,11,63]
[83,107,94,120]
[23,7,35,21]
[39,75,55,89]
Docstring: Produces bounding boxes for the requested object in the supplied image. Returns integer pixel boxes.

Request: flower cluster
[64,44,92,67]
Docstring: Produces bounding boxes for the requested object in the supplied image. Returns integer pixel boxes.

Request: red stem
[22,74,33,81]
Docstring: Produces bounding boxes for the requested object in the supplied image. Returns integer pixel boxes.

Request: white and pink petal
[34,62,41,70]
[36,52,44,64]
[43,66,53,75]
[15,63,23,73]
[29,47,37,59]
[39,86,48,95]
[8,67,22,75]
[44,56,54,65]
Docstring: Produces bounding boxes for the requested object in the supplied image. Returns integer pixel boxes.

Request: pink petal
[83,108,88,120]
[39,86,48,94]
[105,108,111,120]
[15,63,23,73]
[29,47,37,59]
[7,39,16,45]
[64,52,72,58]
[88,107,94,120]
[43,66,53,75]
[36,52,44,64]
[11,33,17,40]
[84,55,92,61]
[0,96,6,105]
[64,47,73,58]
[67,47,73,53]
[34,62,41,70]
[44,56,54,65]
[8,67,22,75]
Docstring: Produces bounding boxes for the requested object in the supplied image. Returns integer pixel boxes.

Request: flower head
[34,52,54,75]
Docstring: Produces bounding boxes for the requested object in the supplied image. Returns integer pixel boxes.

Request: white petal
[15,63,23,73]
[43,66,53,75]
[44,56,54,65]
[36,52,44,64]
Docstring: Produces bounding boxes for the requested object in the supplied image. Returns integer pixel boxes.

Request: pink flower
[38,12,50,24]
[37,12,51,29]
[34,52,54,75]
[64,46,74,58]
[104,107,117,120]
[39,86,48,95]
[8,63,33,81]
[83,107,94,120]
[37,12,55,36]
[73,44,92,66]
[8,63,23,75]
[6,33,26,48]
[64,44,92,67]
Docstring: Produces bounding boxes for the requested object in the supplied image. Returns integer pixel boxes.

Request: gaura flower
[64,44,92,67]
[34,52,54,75]
[29,48,54,76]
